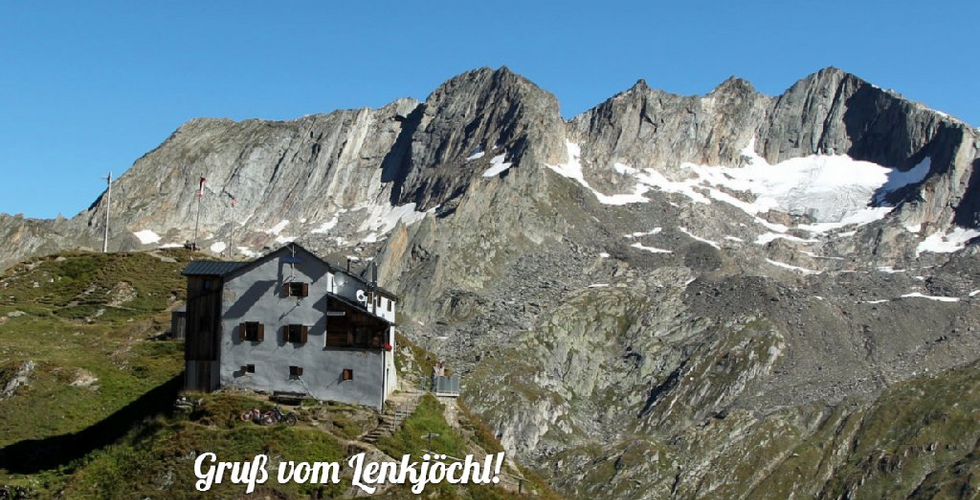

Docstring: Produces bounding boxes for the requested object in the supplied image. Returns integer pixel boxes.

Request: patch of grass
[60,414,347,500]
[0,251,190,478]
[377,394,466,459]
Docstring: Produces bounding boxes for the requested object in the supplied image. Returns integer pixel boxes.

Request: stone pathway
[359,389,421,444]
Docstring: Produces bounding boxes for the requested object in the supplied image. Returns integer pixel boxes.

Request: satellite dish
[355,289,367,303]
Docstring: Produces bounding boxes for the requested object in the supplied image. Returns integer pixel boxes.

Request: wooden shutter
[342,369,353,381]
[301,283,309,297]
[257,324,265,342]
[301,325,309,343]
[282,283,290,297]
[239,323,246,341]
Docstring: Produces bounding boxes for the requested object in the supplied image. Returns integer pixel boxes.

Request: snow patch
[482,154,512,177]
[311,215,340,234]
[357,202,427,236]
[916,227,980,255]
[275,235,296,244]
[875,157,932,203]
[755,232,818,245]
[209,241,226,253]
[632,168,709,204]
[547,142,651,205]
[876,266,906,274]
[970,290,980,297]
[613,162,638,175]
[599,252,611,258]
[587,283,610,288]
[631,242,672,254]
[679,227,720,249]
[625,228,662,238]
[466,148,486,161]
[766,259,821,275]
[899,292,960,303]
[797,207,894,234]
[267,220,289,235]
[237,246,259,258]
[158,243,183,249]
[133,230,161,245]
[633,138,932,235]
[724,236,744,242]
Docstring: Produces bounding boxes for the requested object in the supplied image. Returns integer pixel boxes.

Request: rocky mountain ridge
[2,66,976,270]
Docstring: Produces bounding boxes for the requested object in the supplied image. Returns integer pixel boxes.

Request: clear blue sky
[2,1,978,219]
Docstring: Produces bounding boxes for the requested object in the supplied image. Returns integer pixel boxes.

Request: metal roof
[181,260,249,277]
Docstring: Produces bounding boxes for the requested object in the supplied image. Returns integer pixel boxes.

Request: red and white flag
[198,176,206,200]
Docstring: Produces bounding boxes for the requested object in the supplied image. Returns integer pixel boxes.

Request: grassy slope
[0,250,557,500]
[0,250,190,448]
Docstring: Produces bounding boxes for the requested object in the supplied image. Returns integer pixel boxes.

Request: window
[326,328,384,348]
[355,326,371,346]
[387,299,392,312]
[285,324,309,343]
[239,322,264,342]
[241,364,255,374]
[289,366,304,377]
[283,282,309,298]
[342,369,353,381]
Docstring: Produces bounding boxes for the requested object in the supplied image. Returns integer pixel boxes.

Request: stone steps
[360,390,421,444]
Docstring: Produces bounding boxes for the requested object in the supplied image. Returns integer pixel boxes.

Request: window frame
[284,324,309,344]
[240,321,264,342]
[283,281,309,298]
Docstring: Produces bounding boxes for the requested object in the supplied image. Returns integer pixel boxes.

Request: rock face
[3,66,980,500]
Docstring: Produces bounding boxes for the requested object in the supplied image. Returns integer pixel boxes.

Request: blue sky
[2,1,978,219]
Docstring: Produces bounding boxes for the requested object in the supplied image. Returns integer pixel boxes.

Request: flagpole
[194,175,203,251]
[102,171,111,253]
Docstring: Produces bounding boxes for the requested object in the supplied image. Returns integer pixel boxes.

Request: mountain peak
[796,66,869,90]
[709,76,757,96]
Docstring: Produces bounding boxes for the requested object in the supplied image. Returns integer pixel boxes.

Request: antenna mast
[194,175,205,251]
[102,171,112,253]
